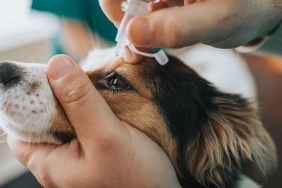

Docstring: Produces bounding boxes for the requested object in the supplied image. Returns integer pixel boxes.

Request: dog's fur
[0,54,277,188]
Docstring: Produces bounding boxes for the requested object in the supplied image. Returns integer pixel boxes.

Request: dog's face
[0,56,277,187]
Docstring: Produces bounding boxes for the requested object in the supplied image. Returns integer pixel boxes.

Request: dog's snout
[0,62,21,88]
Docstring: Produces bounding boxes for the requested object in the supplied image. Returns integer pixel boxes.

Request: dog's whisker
[20,53,36,64]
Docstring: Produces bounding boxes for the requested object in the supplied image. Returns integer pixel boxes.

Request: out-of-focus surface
[0,0,58,62]
[169,45,257,99]
[0,132,26,186]
[244,54,282,188]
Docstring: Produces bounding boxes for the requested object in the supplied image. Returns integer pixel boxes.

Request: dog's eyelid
[105,71,128,84]
[104,71,133,92]
[105,71,117,79]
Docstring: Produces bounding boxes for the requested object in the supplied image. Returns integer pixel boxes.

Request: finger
[7,137,55,187]
[46,55,121,150]
[122,46,143,64]
[7,137,55,167]
[99,0,124,27]
[127,2,223,48]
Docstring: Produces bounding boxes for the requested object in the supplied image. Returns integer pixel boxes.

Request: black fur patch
[53,132,75,144]
[143,56,236,187]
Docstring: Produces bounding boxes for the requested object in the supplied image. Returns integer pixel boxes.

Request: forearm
[61,20,95,60]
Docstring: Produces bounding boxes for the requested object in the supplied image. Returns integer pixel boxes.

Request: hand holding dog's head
[7,55,181,188]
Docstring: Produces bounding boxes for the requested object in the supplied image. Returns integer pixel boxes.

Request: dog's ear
[136,55,276,187]
[185,93,277,187]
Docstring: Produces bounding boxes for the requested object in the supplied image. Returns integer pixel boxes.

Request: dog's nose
[0,62,21,88]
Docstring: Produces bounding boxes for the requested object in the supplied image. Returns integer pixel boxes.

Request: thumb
[127,2,225,48]
[47,55,121,149]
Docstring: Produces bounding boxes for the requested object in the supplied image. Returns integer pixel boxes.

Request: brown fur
[51,101,75,143]
[87,58,179,170]
[186,96,277,187]
[49,56,276,187]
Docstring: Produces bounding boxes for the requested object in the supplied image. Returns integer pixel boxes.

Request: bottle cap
[115,0,169,65]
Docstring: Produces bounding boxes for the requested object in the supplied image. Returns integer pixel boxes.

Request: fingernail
[48,56,74,80]
[123,47,134,62]
[122,47,143,64]
[130,17,151,45]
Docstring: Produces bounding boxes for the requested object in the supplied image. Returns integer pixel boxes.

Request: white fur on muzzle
[0,61,59,144]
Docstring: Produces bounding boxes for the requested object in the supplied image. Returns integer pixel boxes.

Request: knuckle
[95,131,118,151]
[153,14,183,48]
[93,123,124,154]
[169,28,183,47]
[25,153,38,172]
[61,81,92,104]
[164,19,183,47]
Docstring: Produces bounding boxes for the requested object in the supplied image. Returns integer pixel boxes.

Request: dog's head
[0,55,277,187]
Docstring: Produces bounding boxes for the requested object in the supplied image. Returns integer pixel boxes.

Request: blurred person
[32,0,117,60]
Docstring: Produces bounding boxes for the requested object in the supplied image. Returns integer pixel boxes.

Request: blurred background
[0,0,281,188]
[0,0,57,63]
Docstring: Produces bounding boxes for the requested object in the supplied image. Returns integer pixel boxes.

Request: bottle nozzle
[115,0,169,65]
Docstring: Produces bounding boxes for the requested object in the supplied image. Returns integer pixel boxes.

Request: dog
[0,51,277,188]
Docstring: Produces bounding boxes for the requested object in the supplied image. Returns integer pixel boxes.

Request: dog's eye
[105,72,132,91]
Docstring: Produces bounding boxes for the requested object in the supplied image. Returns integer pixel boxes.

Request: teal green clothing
[257,23,282,57]
[31,0,117,44]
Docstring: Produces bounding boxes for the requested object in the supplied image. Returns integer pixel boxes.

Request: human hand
[100,0,282,62]
[8,55,181,188]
